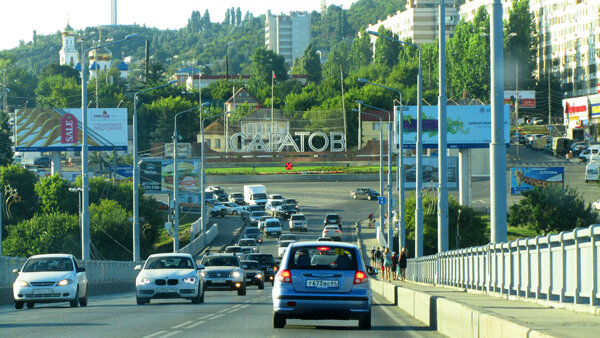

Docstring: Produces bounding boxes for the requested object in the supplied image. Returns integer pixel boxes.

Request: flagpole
[271,71,275,134]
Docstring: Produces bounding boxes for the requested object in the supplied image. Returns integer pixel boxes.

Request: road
[0,182,441,337]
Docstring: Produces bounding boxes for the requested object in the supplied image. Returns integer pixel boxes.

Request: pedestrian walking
[383,247,392,282]
[370,246,376,261]
[367,212,375,228]
[391,251,398,280]
[399,247,408,282]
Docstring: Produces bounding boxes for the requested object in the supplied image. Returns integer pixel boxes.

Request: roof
[117,61,129,71]
[147,253,193,258]
[359,110,394,122]
[226,87,259,104]
[29,253,74,258]
[290,241,359,249]
[74,62,81,71]
[176,66,202,75]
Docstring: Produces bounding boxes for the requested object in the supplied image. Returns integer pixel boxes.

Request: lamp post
[201,112,230,235]
[508,32,519,159]
[355,100,394,249]
[132,79,176,261]
[358,78,405,252]
[81,33,136,261]
[172,106,200,251]
[367,30,424,257]
[352,108,384,234]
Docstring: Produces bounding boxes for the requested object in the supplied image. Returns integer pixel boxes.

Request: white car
[289,214,308,232]
[265,200,284,216]
[135,253,205,305]
[277,240,295,258]
[593,199,600,211]
[222,202,244,215]
[12,254,88,309]
[264,218,283,238]
[322,225,342,241]
[268,194,285,203]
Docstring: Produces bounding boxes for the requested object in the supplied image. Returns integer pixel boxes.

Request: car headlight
[255,273,262,279]
[137,277,151,285]
[200,271,206,277]
[58,279,73,286]
[231,271,241,278]
[183,277,197,284]
[17,280,30,287]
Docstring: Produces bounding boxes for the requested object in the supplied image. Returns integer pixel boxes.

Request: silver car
[199,254,246,296]
[272,242,375,329]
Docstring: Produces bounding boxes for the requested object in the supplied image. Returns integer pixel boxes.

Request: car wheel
[26,302,35,309]
[258,281,265,290]
[353,194,357,200]
[271,279,274,286]
[233,211,237,215]
[14,301,24,309]
[192,286,204,304]
[237,282,247,296]
[79,289,88,307]
[273,312,286,328]
[136,296,147,305]
[70,287,80,307]
[359,311,371,329]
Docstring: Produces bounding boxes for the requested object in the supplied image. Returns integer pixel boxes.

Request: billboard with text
[510,167,564,195]
[15,108,128,152]
[140,159,199,193]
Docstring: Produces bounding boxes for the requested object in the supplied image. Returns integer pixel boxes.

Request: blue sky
[0,0,358,51]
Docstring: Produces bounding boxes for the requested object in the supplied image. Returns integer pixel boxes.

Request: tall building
[265,11,311,66]
[111,0,117,26]
[365,0,459,47]
[59,24,79,66]
[459,0,513,23]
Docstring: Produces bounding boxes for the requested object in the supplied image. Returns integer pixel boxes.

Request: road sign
[378,197,386,205]
[285,162,293,170]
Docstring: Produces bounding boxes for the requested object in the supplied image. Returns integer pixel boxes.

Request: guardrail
[407,224,600,307]
[177,223,218,256]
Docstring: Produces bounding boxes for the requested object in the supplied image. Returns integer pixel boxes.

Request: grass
[153,212,198,251]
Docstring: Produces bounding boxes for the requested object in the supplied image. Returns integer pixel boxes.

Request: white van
[585,162,599,183]
[579,145,600,162]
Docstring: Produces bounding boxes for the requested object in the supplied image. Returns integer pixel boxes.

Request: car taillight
[278,269,292,283]
[354,271,367,284]
[336,230,340,233]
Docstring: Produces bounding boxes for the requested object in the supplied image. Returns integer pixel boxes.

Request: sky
[0,0,359,51]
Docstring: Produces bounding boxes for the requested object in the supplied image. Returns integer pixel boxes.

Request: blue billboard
[510,167,564,195]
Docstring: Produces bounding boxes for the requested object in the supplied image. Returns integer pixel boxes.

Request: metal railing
[177,223,218,256]
[407,224,600,307]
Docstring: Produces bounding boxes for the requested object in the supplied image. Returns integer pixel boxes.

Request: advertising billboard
[395,105,510,150]
[504,90,536,108]
[402,156,459,190]
[140,159,199,193]
[15,108,128,152]
[510,167,564,195]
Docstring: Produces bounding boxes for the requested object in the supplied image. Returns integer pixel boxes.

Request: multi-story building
[364,0,459,47]
[459,0,513,23]
[265,11,311,66]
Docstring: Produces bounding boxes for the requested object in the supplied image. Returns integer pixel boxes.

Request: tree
[508,185,598,235]
[299,44,322,84]
[0,165,38,226]
[146,96,196,144]
[349,31,373,72]
[374,26,400,68]
[322,41,350,80]
[34,74,80,108]
[0,112,14,166]
[505,0,537,91]
[89,199,133,260]
[34,175,78,215]
[249,47,288,85]
[3,213,80,257]
[39,63,80,82]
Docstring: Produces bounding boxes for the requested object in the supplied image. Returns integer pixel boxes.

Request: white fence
[177,223,218,256]
[407,224,600,307]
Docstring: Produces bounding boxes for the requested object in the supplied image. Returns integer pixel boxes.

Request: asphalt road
[0,184,442,337]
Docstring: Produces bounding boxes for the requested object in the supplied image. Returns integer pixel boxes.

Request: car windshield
[246,254,274,265]
[201,256,239,267]
[240,247,254,253]
[252,193,267,200]
[284,199,297,205]
[282,205,296,211]
[279,241,294,248]
[271,200,283,206]
[231,193,242,198]
[225,247,242,253]
[144,256,194,269]
[271,195,283,199]
[244,228,259,234]
[288,246,357,271]
[266,220,280,227]
[279,234,297,241]
[239,239,256,246]
[252,211,267,217]
[326,215,339,221]
[242,261,259,270]
[248,206,264,212]
[291,215,305,221]
[22,257,74,272]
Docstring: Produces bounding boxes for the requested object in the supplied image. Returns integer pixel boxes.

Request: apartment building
[265,11,311,66]
[364,0,459,47]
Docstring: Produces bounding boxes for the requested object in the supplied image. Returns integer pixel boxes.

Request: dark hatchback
[243,253,277,286]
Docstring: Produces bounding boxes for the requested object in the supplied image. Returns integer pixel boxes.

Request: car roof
[324,225,340,229]
[291,213,305,216]
[29,253,73,259]
[292,241,357,249]
[206,253,236,257]
[147,253,193,258]
[279,240,295,245]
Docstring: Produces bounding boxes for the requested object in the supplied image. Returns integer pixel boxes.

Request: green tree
[34,175,78,214]
[508,185,598,235]
[374,26,400,68]
[0,165,38,226]
[249,47,288,85]
[3,213,80,257]
[35,74,80,108]
[350,31,373,72]
[146,96,197,144]
[505,0,537,91]
[0,112,14,166]
[322,41,350,80]
[40,63,80,82]
[298,44,322,84]
[89,199,133,260]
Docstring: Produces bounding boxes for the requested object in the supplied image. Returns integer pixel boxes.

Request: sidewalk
[356,219,600,337]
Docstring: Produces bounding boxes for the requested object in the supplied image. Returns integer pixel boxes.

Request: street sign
[285,162,293,170]
[378,197,386,205]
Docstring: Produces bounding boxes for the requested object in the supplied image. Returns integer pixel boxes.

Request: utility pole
[341,67,347,150]
[437,0,449,253]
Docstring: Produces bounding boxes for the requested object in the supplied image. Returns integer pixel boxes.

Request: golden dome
[62,23,76,36]
[89,47,112,61]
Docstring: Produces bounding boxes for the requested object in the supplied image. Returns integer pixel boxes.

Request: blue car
[271,242,376,329]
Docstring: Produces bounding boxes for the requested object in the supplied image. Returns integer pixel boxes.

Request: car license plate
[32,288,53,295]
[156,288,176,293]
[306,280,339,288]
[211,279,227,285]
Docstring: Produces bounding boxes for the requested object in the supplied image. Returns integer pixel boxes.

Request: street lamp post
[367,30,424,257]
[355,100,393,249]
[201,112,230,235]
[132,79,176,261]
[357,79,405,252]
[81,33,136,261]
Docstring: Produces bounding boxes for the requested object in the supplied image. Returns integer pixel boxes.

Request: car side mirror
[77,267,86,273]
[134,265,142,271]
[366,265,378,276]
[196,264,205,270]
[12,269,19,274]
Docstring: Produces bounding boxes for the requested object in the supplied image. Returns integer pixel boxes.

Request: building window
[216,139,221,148]
[372,123,380,131]
[206,139,211,147]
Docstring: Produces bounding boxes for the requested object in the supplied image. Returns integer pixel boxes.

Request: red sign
[285,162,293,170]
[60,113,78,144]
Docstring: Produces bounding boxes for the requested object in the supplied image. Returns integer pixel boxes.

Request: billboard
[140,159,199,193]
[395,105,510,150]
[510,167,564,195]
[504,90,536,108]
[15,108,128,152]
[402,156,459,190]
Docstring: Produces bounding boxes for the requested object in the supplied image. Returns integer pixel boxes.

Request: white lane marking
[197,314,216,320]
[217,308,228,313]
[159,331,182,338]
[210,314,225,320]
[230,304,243,309]
[186,320,206,329]
[239,304,249,309]
[142,331,167,338]
[226,308,239,314]
[172,321,194,329]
